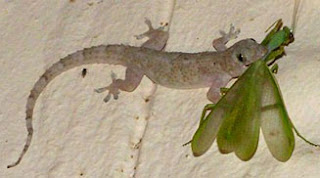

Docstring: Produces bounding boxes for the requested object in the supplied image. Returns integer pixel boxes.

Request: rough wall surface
[1,0,320,177]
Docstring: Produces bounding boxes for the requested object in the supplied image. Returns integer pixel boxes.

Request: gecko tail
[7,118,32,168]
[7,44,129,168]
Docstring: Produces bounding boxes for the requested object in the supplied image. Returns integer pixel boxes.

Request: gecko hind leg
[95,19,168,102]
[212,24,240,52]
[95,68,144,102]
[135,18,169,50]
[95,72,120,102]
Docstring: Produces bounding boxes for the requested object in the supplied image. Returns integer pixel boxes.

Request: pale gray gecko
[8,20,267,168]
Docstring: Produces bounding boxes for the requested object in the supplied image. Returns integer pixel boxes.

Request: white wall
[1,0,320,177]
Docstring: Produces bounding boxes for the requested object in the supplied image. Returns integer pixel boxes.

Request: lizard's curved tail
[7,44,129,168]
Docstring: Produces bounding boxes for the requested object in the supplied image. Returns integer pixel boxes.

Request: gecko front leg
[212,24,240,52]
[206,25,240,102]
[96,18,169,102]
[207,74,232,103]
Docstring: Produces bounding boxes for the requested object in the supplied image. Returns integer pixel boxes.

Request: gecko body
[8,20,267,168]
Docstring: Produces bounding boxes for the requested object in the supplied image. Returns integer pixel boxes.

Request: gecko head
[231,39,268,67]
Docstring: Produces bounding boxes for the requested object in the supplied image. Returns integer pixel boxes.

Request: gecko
[8,19,267,168]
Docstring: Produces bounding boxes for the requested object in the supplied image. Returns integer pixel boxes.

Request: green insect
[189,13,320,161]
[261,19,293,64]
[191,59,319,161]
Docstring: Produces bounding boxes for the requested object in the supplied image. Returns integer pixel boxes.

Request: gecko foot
[134,18,169,51]
[219,24,240,42]
[212,24,240,51]
[134,18,165,40]
[95,72,120,102]
[135,18,154,40]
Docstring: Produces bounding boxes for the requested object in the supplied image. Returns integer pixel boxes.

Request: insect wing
[191,102,227,156]
[217,60,264,160]
[191,60,264,158]
[260,63,295,162]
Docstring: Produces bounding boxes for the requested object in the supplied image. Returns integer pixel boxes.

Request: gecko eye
[237,53,245,63]
[249,38,256,42]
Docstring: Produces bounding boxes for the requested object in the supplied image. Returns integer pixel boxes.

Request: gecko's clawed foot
[212,24,241,51]
[102,85,120,102]
[95,72,120,102]
[134,18,166,40]
[219,24,240,42]
[134,17,169,51]
[135,18,155,40]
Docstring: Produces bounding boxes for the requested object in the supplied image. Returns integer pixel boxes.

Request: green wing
[191,60,265,159]
[260,63,295,162]
[192,60,295,161]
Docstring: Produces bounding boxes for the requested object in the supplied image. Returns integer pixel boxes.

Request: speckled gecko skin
[7,20,267,168]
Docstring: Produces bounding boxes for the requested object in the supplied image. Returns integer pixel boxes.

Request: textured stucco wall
[1,0,320,177]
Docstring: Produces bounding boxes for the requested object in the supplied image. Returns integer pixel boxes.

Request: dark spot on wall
[82,68,87,78]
